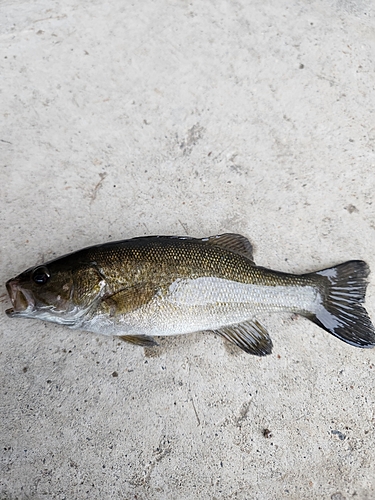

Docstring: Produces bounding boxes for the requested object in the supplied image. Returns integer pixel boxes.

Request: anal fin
[118,335,158,347]
[213,319,273,356]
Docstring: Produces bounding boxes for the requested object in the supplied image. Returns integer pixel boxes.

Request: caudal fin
[306,260,375,348]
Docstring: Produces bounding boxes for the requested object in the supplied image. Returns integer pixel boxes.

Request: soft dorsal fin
[212,319,273,356]
[206,233,255,264]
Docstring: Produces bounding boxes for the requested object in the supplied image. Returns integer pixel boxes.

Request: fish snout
[6,279,35,315]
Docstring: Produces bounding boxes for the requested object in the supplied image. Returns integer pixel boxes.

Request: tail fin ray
[307,260,375,348]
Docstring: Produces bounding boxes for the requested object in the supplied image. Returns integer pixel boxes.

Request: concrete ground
[1,0,375,498]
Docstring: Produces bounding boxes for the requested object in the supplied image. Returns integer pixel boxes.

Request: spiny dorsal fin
[206,234,255,264]
[213,319,272,356]
[118,335,158,347]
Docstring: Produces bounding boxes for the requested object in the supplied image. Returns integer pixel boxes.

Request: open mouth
[6,279,35,316]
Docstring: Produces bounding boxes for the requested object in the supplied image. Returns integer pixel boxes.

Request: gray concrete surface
[1,0,375,498]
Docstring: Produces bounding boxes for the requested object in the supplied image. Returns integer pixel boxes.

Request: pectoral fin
[213,319,273,356]
[118,335,158,347]
[101,284,156,316]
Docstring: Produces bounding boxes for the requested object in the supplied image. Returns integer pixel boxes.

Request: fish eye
[32,266,51,285]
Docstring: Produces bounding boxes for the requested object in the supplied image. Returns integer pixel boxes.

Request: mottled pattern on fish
[5,234,375,356]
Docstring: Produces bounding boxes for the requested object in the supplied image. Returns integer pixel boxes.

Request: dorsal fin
[206,234,255,264]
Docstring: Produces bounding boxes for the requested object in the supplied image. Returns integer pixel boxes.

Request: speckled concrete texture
[1,1,375,499]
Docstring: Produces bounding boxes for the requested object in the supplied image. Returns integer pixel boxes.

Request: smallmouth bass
[5,234,375,356]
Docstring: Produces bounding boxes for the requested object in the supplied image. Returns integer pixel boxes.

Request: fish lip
[6,279,35,314]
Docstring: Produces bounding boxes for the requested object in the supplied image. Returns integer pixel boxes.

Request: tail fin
[306,260,375,348]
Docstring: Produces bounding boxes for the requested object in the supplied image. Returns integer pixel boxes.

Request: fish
[5,233,375,356]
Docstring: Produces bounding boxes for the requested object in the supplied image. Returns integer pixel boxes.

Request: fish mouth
[6,279,35,316]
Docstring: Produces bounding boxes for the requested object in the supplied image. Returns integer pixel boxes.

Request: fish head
[6,258,106,326]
